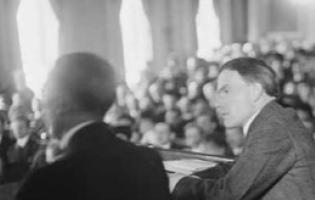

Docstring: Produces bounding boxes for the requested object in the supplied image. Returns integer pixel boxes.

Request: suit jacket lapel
[243,101,280,150]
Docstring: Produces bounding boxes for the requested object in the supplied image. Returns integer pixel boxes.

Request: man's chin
[223,121,238,129]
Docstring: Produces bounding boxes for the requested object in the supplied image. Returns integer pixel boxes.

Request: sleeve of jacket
[141,147,172,200]
[15,167,55,200]
[173,126,295,200]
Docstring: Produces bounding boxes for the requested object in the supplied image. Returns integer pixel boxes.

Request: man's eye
[223,88,229,94]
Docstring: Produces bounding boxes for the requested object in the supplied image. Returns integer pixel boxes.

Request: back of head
[219,57,279,98]
[44,52,116,118]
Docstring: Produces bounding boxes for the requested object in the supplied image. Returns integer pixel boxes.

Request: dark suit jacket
[173,101,315,200]
[0,132,15,184]
[16,122,171,200]
[5,135,40,183]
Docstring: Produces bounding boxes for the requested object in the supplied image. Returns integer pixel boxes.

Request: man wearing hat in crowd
[4,105,40,183]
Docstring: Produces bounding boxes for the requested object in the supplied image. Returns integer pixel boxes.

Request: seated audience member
[0,94,10,111]
[183,123,203,152]
[30,98,46,137]
[187,81,203,101]
[115,83,129,107]
[225,127,244,156]
[193,65,209,85]
[11,89,34,114]
[152,92,179,122]
[295,103,314,132]
[141,122,183,149]
[165,108,185,139]
[196,134,227,156]
[138,114,155,134]
[177,96,193,122]
[103,103,124,125]
[140,129,157,146]
[186,57,201,78]
[192,99,211,118]
[296,82,311,103]
[264,52,285,84]
[162,93,178,111]
[138,96,156,118]
[148,81,163,105]
[195,113,218,136]
[5,105,40,183]
[124,93,140,119]
[16,52,171,200]
[141,122,172,148]
[207,61,220,81]
[131,113,155,143]
[0,111,15,184]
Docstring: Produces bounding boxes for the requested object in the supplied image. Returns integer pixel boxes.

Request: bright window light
[290,0,313,6]
[120,0,153,89]
[196,0,221,60]
[17,0,59,98]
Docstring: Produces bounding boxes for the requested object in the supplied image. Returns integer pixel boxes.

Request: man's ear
[250,83,264,102]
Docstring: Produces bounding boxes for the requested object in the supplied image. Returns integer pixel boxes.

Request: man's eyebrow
[217,84,228,92]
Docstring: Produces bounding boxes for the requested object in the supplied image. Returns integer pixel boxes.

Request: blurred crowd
[0,37,315,185]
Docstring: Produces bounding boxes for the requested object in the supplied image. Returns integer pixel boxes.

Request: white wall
[56,0,125,80]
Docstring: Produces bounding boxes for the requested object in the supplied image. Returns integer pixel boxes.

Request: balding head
[43,52,116,138]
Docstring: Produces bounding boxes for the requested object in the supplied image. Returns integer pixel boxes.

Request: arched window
[17,0,59,97]
[196,0,221,60]
[120,0,153,89]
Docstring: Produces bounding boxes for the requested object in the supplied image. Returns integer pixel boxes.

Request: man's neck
[52,113,101,140]
[59,120,96,149]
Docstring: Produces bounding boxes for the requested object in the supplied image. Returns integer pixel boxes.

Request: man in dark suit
[16,52,171,200]
[0,111,15,184]
[172,57,315,200]
[4,105,41,183]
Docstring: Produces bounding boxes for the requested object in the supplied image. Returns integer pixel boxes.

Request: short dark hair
[219,57,279,98]
[44,52,116,116]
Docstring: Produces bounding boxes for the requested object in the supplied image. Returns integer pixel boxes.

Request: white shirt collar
[59,120,95,150]
[242,99,275,136]
[243,108,262,137]
[17,135,30,148]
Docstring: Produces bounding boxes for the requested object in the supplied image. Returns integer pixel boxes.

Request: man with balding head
[16,52,171,200]
[172,57,315,200]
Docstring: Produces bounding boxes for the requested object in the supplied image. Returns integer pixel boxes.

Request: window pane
[17,0,59,98]
[120,0,153,89]
[196,0,221,60]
